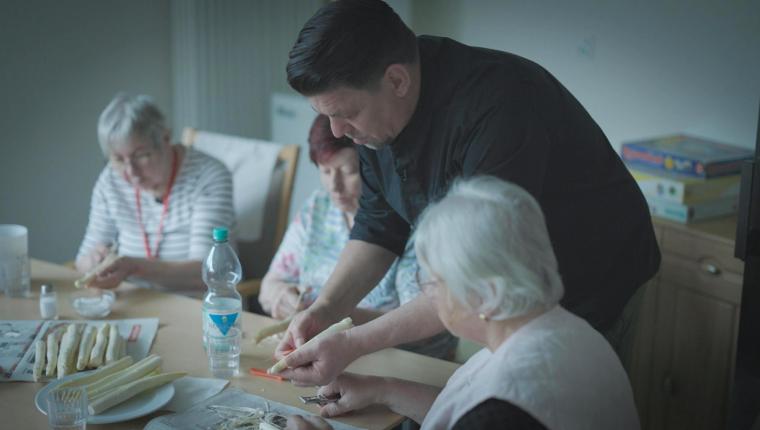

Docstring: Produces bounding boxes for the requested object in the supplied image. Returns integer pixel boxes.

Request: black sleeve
[349,147,411,256]
[452,398,548,430]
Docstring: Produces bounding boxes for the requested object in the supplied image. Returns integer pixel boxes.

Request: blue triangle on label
[209,312,238,336]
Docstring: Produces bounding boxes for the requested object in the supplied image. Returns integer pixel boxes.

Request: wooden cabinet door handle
[700,262,721,276]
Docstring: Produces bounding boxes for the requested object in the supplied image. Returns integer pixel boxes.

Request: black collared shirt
[350,36,660,330]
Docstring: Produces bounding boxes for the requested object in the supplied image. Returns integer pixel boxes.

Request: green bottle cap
[212,227,228,242]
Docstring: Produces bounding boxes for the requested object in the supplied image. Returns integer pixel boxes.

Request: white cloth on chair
[192,131,281,241]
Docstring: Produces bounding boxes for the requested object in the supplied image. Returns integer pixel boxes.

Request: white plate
[35,371,175,424]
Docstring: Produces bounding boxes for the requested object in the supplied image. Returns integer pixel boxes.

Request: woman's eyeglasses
[109,150,156,171]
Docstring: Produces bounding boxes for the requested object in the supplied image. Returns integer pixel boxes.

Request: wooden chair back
[181,127,300,302]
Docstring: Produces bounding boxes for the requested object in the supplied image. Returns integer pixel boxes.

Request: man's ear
[384,64,412,97]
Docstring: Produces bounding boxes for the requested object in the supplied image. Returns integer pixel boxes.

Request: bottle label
[207,311,239,336]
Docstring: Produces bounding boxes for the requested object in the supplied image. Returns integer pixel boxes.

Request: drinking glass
[47,387,88,430]
[207,326,241,379]
[0,224,30,298]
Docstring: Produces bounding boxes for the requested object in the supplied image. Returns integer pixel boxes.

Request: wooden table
[0,260,459,429]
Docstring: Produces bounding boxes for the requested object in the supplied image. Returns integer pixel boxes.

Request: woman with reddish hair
[258,115,454,358]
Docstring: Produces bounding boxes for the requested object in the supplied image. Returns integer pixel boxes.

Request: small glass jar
[39,284,58,319]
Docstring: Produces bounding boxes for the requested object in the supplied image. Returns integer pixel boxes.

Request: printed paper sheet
[0,318,159,382]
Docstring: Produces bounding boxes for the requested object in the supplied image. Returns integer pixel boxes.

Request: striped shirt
[77,146,235,291]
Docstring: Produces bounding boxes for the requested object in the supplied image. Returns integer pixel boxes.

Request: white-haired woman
[286,176,639,430]
[75,93,234,295]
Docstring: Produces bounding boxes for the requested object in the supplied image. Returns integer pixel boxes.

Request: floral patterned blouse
[268,189,419,311]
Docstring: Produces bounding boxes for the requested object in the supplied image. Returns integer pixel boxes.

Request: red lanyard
[133,147,179,260]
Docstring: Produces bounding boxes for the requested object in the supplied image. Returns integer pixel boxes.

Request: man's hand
[286,414,332,430]
[275,303,336,358]
[317,373,386,418]
[86,256,140,289]
[275,330,362,386]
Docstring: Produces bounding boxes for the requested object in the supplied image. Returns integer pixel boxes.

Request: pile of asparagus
[33,323,185,415]
[33,323,126,382]
[55,354,184,415]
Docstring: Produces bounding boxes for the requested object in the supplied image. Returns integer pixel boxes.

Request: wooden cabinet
[632,216,744,430]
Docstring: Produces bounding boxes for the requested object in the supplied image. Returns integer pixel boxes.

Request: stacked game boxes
[621,134,753,223]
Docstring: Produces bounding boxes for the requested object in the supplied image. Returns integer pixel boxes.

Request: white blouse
[423,306,640,430]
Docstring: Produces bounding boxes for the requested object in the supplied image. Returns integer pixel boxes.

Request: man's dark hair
[287,0,418,96]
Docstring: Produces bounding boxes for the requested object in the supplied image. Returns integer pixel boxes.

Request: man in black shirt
[274,0,659,387]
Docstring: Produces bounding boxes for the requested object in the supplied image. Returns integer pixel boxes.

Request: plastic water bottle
[202,227,242,377]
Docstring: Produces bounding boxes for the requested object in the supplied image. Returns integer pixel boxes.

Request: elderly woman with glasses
[285,176,639,430]
[75,93,234,295]
[258,114,455,358]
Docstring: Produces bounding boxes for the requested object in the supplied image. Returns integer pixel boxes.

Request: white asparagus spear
[268,317,353,374]
[253,317,293,344]
[88,372,185,415]
[33,340,46,382]
[117,333,127,360]
[57,324,81,378]
[85,357,148,393]
[141,368,160,378]
[45,328,63,376]
[89,323,110,368]
[57,356,133,390]
[76,325,96,370]
[87,354,162,399]
[74,251,118,288]
[254,289,310,344]
[105,325,120,364]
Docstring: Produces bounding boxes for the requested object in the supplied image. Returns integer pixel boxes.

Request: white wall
[0,0,172,263]
[411,0,760,151]
[171,0,322,140]
[271,93,319,221]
